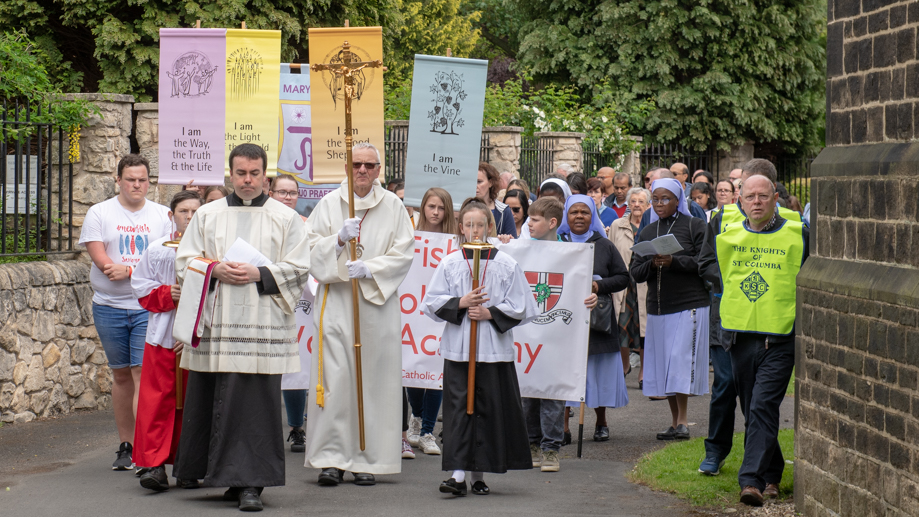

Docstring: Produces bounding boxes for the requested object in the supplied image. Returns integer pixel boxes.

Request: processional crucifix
[311,41,382,452]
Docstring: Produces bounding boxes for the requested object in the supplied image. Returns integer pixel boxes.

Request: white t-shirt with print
[79,196,172,309]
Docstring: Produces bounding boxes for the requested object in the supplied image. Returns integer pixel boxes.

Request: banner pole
[577,401,585,458]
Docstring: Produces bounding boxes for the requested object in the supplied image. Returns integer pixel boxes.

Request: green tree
[515,0,826,153]
[1,0,404,101]
[388,0,481,82]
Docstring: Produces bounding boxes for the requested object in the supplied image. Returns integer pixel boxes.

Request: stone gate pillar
[535,131,585,174]
[796,2,919,515]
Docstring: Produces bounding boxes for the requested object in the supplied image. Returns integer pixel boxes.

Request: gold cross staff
[310,41,382,452]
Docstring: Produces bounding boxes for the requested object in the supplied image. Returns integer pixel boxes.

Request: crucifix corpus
[310,41,382,452]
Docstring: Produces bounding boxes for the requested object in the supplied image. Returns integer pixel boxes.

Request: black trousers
[730,332,794,491]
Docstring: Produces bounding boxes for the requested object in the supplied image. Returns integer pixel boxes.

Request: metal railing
[519,135,553,188]
[775,155,815,206]
[581,140,619,177]
[1,99,74,259]
[383,124,492,184]
[638,143,714,176]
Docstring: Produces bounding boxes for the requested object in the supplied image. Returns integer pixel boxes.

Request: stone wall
[0,261,111,423]
[797,1,919,515]
[56,94,135,245]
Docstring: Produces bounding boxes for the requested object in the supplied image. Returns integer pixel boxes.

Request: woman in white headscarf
[629,178,710,442]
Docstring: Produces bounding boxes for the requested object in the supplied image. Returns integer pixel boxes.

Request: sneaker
[287,427,306,453]
[698,456,725,476]
[401,438,416,459]
[407,415,422,447]
[112,442,133,471]
[419,433,441,455]
[541,450,560,472]
[530,443,542,467]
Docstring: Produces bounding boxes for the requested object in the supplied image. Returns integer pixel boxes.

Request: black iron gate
[1,99,75,259]
[383,123,492,184]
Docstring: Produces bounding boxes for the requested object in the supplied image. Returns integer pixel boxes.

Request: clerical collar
[462,247,499,260]
[228,192,268,207]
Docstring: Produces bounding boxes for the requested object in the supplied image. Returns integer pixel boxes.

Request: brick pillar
[53,94,134,245]
[797,2,919,516]
[535,131,585,174]
[482,126,523,176]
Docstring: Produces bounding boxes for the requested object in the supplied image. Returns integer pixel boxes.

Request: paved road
[0,370,794,516]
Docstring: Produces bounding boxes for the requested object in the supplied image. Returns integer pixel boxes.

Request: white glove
[346,260,373,279]
[338,217,361,245]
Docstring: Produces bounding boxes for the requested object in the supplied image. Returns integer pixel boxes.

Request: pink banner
[158,28,227,185]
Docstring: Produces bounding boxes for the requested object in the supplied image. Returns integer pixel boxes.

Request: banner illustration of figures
[278,64,312,182]
[403,55,488,210]
[308,27,385,184]
[158,28,227,185]
[399,235,592,401]
[225,29,282,176]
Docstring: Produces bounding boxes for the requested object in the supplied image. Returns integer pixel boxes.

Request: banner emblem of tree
[429,71,466,135]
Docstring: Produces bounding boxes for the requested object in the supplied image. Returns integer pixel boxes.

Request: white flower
[601,116,608,123]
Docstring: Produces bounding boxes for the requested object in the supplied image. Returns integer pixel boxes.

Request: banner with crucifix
[403,55,489,210]
[308,27,386,184]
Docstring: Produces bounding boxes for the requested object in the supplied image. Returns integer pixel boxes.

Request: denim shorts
[92,303,148,369]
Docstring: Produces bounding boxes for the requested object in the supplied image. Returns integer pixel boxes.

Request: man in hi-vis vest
[702,174,809,507]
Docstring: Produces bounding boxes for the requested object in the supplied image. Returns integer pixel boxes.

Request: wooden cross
[310,41,382,452]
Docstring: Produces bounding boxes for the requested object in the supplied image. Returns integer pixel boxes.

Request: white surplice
[421,249,539,362]
[175,195,311,374]
[305,180,414,475]
[131,235,177,349]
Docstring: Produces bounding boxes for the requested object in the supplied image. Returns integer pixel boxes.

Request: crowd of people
[79,146,807,511]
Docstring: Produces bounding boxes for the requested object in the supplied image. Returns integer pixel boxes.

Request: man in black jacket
[698,170,809,507]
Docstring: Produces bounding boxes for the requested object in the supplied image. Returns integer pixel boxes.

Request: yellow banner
[308,27,385,184]
[225,29,282,176]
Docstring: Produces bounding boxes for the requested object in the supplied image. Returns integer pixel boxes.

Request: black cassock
[173,371,285,487]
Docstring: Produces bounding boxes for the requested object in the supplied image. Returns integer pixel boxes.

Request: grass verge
[787,366,795,396]
[628,429,794,508]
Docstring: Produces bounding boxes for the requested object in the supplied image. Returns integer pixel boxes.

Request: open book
[630,234,684,257]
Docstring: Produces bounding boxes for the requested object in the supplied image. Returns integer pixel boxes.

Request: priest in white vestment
[305,142,414,486]
[173,144,311,512]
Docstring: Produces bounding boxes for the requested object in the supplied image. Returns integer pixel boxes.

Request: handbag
[590,292,613,334]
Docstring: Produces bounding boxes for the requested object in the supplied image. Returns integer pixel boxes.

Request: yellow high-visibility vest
[720,203,802,233]
[716,219,804,335]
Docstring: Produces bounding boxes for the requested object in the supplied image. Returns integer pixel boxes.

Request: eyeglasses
[352,162,379,170]
[650,198,673,205]
[271,190,298,198]
[510,206,522,213]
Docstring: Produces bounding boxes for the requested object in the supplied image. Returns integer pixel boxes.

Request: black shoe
[439,478,467,496]
[638,380,643,390]
[352,472,375,486]
[562,431,572,445]
[139,465,169,491]
[318,468,344,486]
[471,480,490,495]
[223,487,240,501]
[287,427,306,453]
[656,426,677,440]
[176,478,200,489]
[238,487,263,512]
[134,467,149,477]
[672,424,690,440]
[593,425,610,442]
[112,442,133,471]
